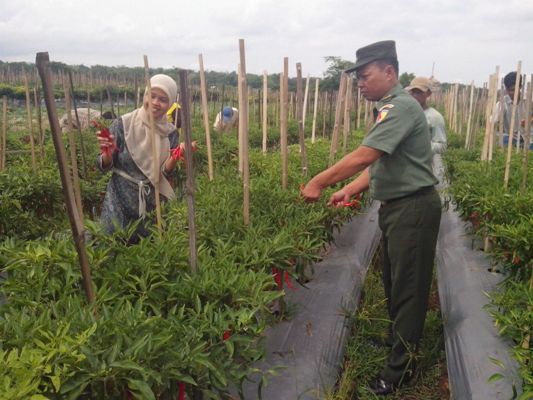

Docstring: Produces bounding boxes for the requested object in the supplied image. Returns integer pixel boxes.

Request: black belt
[381,186,434,206]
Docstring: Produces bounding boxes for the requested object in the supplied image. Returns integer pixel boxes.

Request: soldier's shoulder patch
[379,104,395,111]
[376,109,389,123]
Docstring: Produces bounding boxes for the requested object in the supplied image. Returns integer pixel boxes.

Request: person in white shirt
[213,106,238,133]
[406,76,447,155]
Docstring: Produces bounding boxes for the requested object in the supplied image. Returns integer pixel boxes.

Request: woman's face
[146,87,171,119]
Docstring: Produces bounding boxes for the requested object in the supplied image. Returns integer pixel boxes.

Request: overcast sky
[1,0,532,85]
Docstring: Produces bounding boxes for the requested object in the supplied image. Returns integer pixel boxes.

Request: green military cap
[345,40,397,73]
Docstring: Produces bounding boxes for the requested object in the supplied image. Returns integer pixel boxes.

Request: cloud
[0,0,532,84]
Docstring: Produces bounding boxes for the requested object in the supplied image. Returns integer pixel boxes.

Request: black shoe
[368,377,397,396]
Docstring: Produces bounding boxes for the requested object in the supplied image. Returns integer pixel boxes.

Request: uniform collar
[376,83,404,107]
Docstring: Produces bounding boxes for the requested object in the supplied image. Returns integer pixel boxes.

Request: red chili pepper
[223,329,232,341]
[342,199,361,209]
[170,143,198,161]
[177,382,186,400]
[271,267,296,290]
[170,146,184,161]
[91,120,117,156]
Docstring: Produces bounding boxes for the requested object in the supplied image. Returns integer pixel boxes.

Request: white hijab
[122,74,178,200]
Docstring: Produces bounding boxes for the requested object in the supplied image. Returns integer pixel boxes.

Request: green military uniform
[362,83,442,385]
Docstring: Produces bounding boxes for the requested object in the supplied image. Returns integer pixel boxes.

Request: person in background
[96,74,187,243]
[301,40,441,396]
[406,76,447,156]
[213,106,239,132]
[493,71,533,148]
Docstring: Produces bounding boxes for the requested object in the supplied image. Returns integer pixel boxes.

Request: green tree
[321,56,355,91]
[399,72,415,88]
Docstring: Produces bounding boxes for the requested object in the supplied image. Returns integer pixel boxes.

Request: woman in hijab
[96,74,184,243]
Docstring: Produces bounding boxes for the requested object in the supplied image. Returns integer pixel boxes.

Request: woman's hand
[97,131,115,167]
[170,140,198,161]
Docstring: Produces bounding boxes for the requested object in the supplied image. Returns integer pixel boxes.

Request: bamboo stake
[34,87,44,159]
[68,70,88,177]
[520,76,532,193]
[143,55,162,232]
[239,39,250,225]
[296,62,308,176]
[178,70,198,273]
[1,96,6,170]
[469,88,481,148]
[262,71,268,154]
[465,81,475,149]
[302,73,310,129]
[322,91,328,138]
[481,70,499,161]
[237,63,243,176]
[311,78,319,144]
[280,58,289,190]
[342,75,353,155]
[198,54,214,181]
[488,77,500,161]
[504,61,521,189]
[356,87,362,130]
[62,75,84,221]
[36,52,95,305]
[329,72,347,166]
[23,72,37,171]
[106,86,115,118]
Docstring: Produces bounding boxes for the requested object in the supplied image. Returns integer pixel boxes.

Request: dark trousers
[377,187,442,384]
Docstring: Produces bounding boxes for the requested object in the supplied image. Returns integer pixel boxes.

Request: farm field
[0,56,532,400]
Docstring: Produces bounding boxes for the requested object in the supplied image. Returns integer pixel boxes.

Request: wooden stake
[23,72,37,171]
[520,75,532,193]
[33,87,44,159]
[311,78,319,144]
[302,74,310,129]
[198,54,214,181]
[237,63,243,176]
[504,61,521,188]
[1,96,6,170]
[62,75,84,221]
[329,72,347,166]
[239,39,250,225]
[178,70,198,273]
[342,75,353,155]
[356,87,361,130]
[36,52,95,305]
[262,71,268,154]
[296,63,308,176]
[143,55,162,232]
[68,69,88,177]
[280,58,289,190]
[465,81,475,149]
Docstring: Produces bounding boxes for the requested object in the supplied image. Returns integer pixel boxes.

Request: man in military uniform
[301,40,441,395]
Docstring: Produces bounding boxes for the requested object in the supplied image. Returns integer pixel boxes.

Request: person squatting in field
[96,74,193,243]
[213,106,239,132]
[301,40,442,396]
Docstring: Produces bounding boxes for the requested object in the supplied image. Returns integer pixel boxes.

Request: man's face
[506,85,521,102]
[408,88,430,108]
[356,62,395,101]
